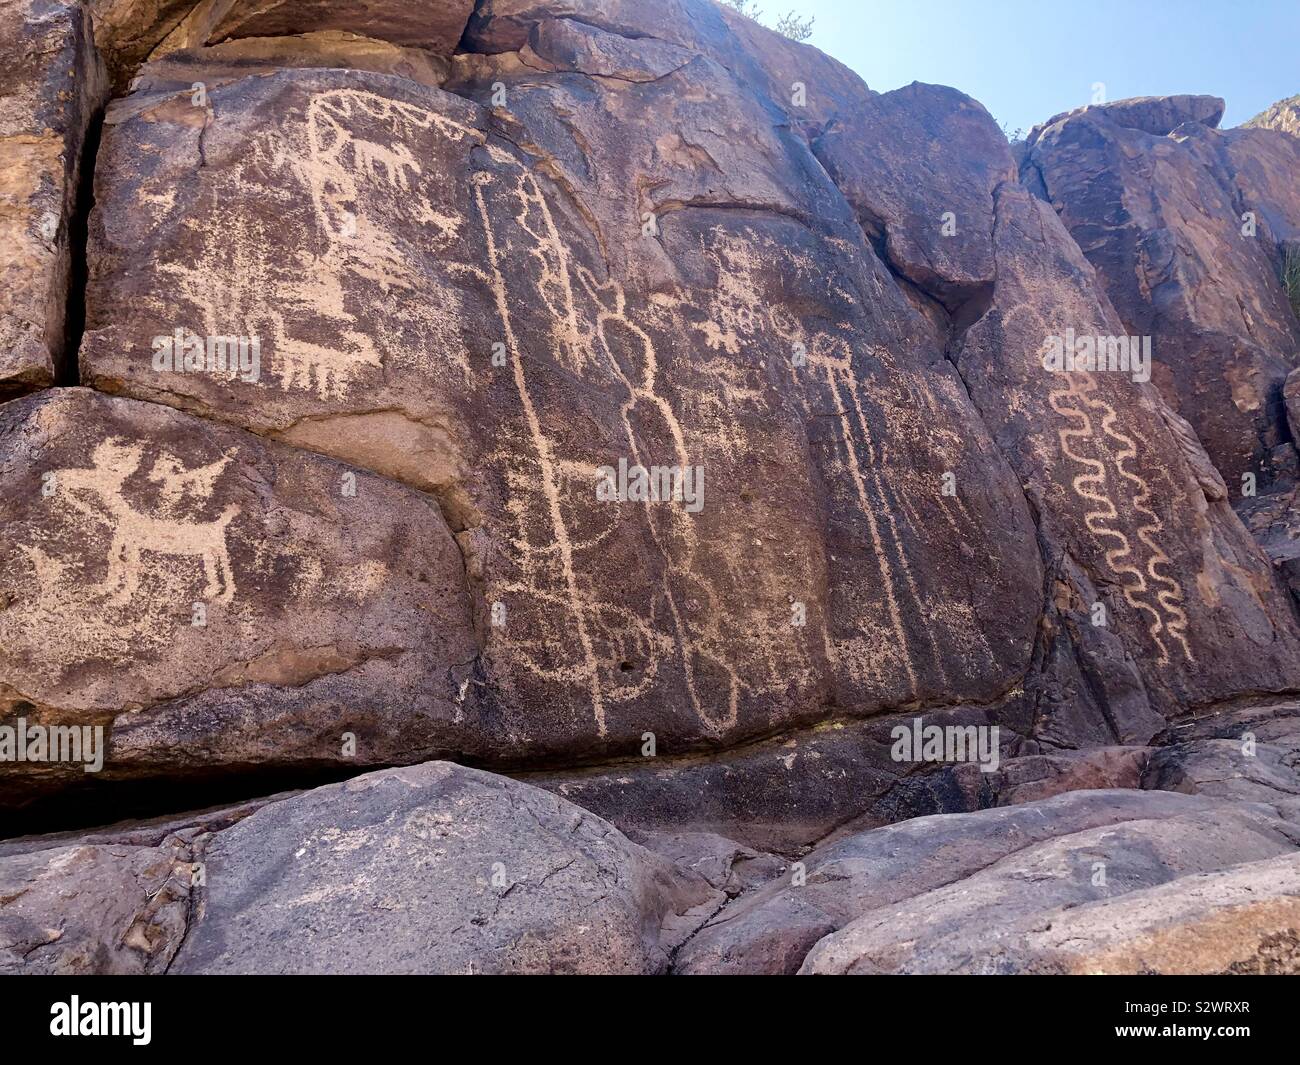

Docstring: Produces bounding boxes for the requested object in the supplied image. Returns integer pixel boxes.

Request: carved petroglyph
[353,139,421,189]
[44,439,241,606]
[697,228,998,695]
[466,127,802,736]
[1047,368,1193,663]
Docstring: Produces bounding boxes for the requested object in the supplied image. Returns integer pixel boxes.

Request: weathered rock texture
[79,50,1048,770]
[2,761,720,974]
[1245,94,1300,138]
[0,0,106,394]
[1,0,1300,976]
[679,788,1300,975]
[0,387,477,808]
[1024,95,1300,489]
[45,0,1294,814]
[86,0,476,88]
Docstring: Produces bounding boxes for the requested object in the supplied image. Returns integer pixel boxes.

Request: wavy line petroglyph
[1026,322,1194,664]
[45,439,240,606]
[1077,374,1194,661]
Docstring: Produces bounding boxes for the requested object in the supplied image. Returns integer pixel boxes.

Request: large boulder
[0,761,721,974]
[78,53,1044,765]
[0,0,107,395]
[1026,94,1225,145]
[813,82,1009,311]
[799,802,1300,974]
[0,388,477,811]
[676,788,1300,974]
[812,82,1300,732]
[1024,98,1300,488]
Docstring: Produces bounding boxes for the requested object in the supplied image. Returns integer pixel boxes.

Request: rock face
[1024,97,1300,489]
[2,0,1300,976]
[1245,94,1300,138]
[2,761,720,975]
[78,53,1047,766]
[86,0,476,89]
[0,0,106,395]
[0,387,477,808]
[818,81,1300,736]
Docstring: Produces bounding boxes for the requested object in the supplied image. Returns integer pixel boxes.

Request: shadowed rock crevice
[58,106,107,387]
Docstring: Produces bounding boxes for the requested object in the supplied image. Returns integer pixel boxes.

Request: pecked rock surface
[1,0,1300,975]
[79,40,1047,767]
[0,387,477,807]
[0,0,106,395]
[1023,96,1300,489]
[62,0,1300,809]
[816,80,1300,735]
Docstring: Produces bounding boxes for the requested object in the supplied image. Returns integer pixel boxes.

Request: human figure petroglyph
[48,439,241,606]
[256,87,812,736]
[701,228,962,693]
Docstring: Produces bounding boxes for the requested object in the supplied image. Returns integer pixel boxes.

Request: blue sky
[781,0,1298,134]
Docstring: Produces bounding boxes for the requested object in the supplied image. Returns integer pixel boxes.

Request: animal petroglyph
[47,439,241,606]
[352,138,421,189]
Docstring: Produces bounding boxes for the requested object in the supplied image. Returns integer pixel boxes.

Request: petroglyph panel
[81,68,1046,762]
[0,388,476,805]
[954,186,1300,715]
